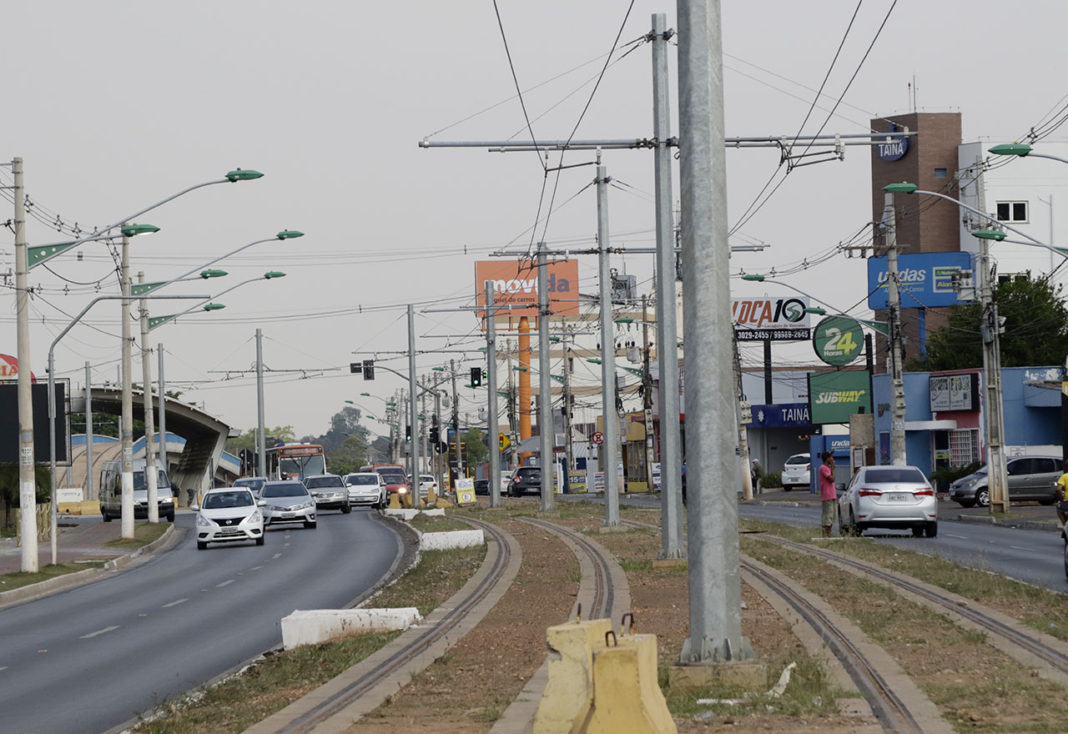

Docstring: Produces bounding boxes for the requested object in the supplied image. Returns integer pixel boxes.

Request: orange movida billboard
[474,260,579,319]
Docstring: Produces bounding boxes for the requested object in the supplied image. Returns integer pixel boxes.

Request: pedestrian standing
[751,459,763,495]
[819,451,837,537]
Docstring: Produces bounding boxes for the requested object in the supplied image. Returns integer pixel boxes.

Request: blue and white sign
[867,252,972,309]
[876,134,909,161]
[748,403,811,428]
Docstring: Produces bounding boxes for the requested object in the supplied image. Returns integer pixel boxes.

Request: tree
[463,428,489,468]
[920,275,1068,371]
[225,426,297,459]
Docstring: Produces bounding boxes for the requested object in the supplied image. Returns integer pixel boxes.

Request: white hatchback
[344,472,387,508]
[781,453,811,491]
[193,487,265,550]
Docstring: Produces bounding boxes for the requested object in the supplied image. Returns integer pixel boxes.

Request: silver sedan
[837,465,937,538]
[259,480,317,529]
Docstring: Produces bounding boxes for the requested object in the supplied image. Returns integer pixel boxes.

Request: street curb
[952,514,1060,532]
[0,524,183,610]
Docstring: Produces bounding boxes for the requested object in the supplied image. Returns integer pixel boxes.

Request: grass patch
[0,561,107,591]
[408,513,472,533]
[135,542,487,733]
[104,521,170,550]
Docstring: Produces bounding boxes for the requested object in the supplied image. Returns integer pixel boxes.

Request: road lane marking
[81,626,119,639]
[216,579,234,588]
[1009,545,1030,551]
[945,533,966,539]
[0,666,8,672]
[162,598,188,608]
[251,565,265,571]
[272,553,282,559]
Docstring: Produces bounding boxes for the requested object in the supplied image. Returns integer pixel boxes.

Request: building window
[949,429,978,466]
[996,201,1028,223]
[934,168,947,178]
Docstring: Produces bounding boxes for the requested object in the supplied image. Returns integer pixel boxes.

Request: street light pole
[536,241,554,513]
[138,273,161,523]
[596,164,620,526]
[13,158,38,572]
[486,282,502,508]
[120,230,136,539]
[882,192,908,466]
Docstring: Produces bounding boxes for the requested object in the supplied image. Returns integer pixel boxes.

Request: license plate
[281,512,295,518]
[219,528,241,535]
[887,493,908,502]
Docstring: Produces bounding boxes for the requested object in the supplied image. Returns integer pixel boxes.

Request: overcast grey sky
[3,1,1066,439]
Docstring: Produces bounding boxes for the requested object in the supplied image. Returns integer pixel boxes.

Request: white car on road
[193,487,265,550]
[781,453,811,491]
[344,472,387,508]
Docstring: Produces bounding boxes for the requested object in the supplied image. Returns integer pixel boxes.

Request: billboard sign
[475,260,580,319]
[732,296,810,341]
[808,370,872,424]
[929,373,979,412]
[0,382,69,463]
[812,316,864,366]
[747,403,811,428]
[867,252,972,309]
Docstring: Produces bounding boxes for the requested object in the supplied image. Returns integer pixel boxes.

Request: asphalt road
[0,507,403,734]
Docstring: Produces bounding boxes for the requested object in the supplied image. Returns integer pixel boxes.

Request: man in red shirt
[819,451,837,537]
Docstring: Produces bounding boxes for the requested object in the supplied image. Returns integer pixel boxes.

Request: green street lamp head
[432,366,446,372]
[203,303,226,312]
[276,230,304,240]
[226,168,264,182]
[264,271,286,279]
[971,229,1007,242]
[806,307,827,315]
[360,392,371,397]
[614,317,634,324]
[741,274,765,282]
[883,182,918,194]
[586,358,602,365]
[121,223,160,237]
[200,269,227,279]
[514,366,529,372]
[988,143,1032,157]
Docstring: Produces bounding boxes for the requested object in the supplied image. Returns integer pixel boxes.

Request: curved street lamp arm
[913,188,1052,251]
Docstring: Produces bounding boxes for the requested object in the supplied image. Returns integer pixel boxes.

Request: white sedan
[193,487,265,550]
[838,465,937,538]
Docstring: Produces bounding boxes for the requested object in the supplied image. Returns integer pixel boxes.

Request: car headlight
[196,514,214,528]
[245,510,262,524]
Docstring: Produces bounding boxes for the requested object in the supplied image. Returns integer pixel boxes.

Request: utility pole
[158,345,167,475]
[256,329,266,479]
[978,230,1009,512]
[536,240,555,512]
[407,304,421,509]
[882,193,907,466]
[562,329,574,494]
[733,335,754,500]
[119,229,135,540]
[13,158,38,572]
[677,0,754,665]
[651,11,685,559]
[85,362,95,501]
[486,282,502,508]
[596,163,621,526]
[450,359,461,478]
[641,295,655,493]
[137,273,160,523]
[506,340,519,470]
[420,374,429,476]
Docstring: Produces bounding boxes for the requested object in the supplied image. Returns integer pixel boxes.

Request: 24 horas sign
[731,296,810,341]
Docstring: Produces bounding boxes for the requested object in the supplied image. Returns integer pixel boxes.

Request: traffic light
[405,424,412,442]
[362,359,375,380]
[429,425,439,444]
[470,366,482,387]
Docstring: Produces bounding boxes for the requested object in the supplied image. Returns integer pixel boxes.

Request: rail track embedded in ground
[245,515,519,734]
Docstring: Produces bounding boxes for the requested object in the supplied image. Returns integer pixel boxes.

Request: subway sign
[732,296,810,342]
[808,370,872,424]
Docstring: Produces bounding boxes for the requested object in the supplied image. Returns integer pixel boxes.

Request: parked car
[232,476,267,498]
[781,453,811,491]
[837,465,937,537]
[949,455,1061,508]
[100,459,176,522]
[474,478,490,496]
[259,480,317,529]
[343,472,387,508]
[509,467,542,497]
[303,474,352,513]
[193,487,265,550]
[500,470,513,494]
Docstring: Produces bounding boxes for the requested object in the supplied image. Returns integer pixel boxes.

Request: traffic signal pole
[486,282,502,508]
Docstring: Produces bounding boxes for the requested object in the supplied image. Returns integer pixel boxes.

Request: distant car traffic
[303,474,352,514]
[948,455,1061,508]
[344,472,387,508]
[837,465,937,537]
[509,467,541,497]
[193,487,265,550]
[259,480,317,529]
[408,474,438,499]
[781,453,811,491]
[232,476,267,498]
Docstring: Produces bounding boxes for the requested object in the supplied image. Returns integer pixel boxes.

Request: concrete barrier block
[383,508,419,521]
[419,529,484,550]
[280,608,422,650]
[420,508,445,517]
[577,636,677,733]
[534,618,612,734]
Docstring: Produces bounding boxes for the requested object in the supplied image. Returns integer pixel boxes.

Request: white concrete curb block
[281,608,422,650]
[383,509,419,521]
[419,529,484,550]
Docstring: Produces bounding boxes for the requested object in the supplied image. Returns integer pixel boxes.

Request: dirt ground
[342,502,873,733]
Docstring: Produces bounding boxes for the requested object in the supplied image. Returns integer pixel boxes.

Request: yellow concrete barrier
[533,618,612,734]
[576,631,676,734]
[388,492,403,510]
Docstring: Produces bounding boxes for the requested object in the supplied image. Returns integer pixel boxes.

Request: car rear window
[347,475,378,485]
[786,456,809,465]
[516,468,540,478]
[865,468,927,484]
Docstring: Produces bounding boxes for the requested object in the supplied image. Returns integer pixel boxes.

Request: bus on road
[266,443,327,481]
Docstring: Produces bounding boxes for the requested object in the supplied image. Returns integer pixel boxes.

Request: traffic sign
[498,433,510,450]
[591,431,604,445]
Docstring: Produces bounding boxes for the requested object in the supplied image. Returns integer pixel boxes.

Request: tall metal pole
[642,295,656,493]
[486,282,502,508]
[13,158,38,572]
[677,0,754,664]
[256,329,266,479]
[883,193,907,466]
[652,11,685,558]
[978,235,1009,512]
[506,341,519,470]
[157,345,167,475]
[420,375,429,476]
[407,304,422,509]
[120,231,135,539]
[562,330,574,493]
[450,360,460,477]
[137,273,160,523]
[85,362,95,501]
[733,335,754,500]
[596,165,621,526]
[537,241,555,512]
